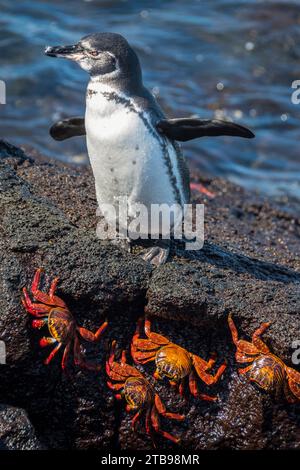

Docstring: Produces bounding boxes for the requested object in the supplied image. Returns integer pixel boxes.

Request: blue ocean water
[0,0,300,199]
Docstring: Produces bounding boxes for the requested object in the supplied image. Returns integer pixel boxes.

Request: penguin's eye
[88,50,100,57]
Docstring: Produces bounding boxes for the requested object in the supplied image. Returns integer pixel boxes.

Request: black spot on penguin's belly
[87,89,98,99]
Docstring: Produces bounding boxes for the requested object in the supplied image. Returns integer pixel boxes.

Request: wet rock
[0,404,44,450]
[0,139,299,450]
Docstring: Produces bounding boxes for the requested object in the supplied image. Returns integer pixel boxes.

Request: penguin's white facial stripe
[79,38,93,49]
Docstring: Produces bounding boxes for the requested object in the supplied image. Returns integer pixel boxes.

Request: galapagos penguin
[45,33,254,266]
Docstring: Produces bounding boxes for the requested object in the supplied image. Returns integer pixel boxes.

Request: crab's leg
[31,269,66,308]
[108,340,117,364]
[131,319,162,354]
[49,277,59,299]
[234,342,259,358]
[107,381,124,391]
[144,319,171,346]
[44,342,62,365]
[131,339,160,351]
[192,354,227,386]
[178,379,185,397]
[239,365,253,375]
[228,313,239,345]
[228,314,261,356]
[120,349,127,365]
[235,351,255,363]
[205,352,217,370]
[150,404,180,444]
[131,319,166,364]
[283,382,298,404]
[235,341,260,357]
[286,366,300,384]
[73,334,82,367]
[285,367,300,401]
[188,372,199,398]
[131,409,142,431]
[31,268,44,297]
[188,371,217,402]
[154,395,184,421]
[22,301,49,317]
[22,289,51,316]
[120,348,135,368]
[106,366,127,382]
[73,334,100,371]
[106,341,142,379]
[236,346,259,365]
[252,322,271,354]
[112,361,142,378]
[77,320,108,342]
[106,355,130,381]
[31,269,55,305]
[145,407,157,447]
[61,342,71,370]
[48,279,67,308]
[131,349,156,365]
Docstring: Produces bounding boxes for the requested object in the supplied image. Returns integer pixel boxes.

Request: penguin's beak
[45,44,84,60]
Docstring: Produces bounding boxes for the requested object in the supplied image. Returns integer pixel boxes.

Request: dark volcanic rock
[0,139,299,450]
[0,140,150,449]
[0,404,44,450]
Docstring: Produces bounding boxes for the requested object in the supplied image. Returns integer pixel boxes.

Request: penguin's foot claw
[141,245,170,266]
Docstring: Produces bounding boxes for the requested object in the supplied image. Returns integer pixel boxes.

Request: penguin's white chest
[85,86,184,214]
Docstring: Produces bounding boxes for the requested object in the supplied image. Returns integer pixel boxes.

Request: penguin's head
[45,33,142,89]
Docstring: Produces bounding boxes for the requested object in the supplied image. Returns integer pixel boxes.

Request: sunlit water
[1,0,300,200]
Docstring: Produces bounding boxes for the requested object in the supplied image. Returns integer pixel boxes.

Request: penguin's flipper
[156,118,255,142]
[50,117,86,141]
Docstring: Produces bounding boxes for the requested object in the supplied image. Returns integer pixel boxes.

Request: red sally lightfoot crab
[106,340,185,444]
[22,268,108,370]
[228,313,300,402]
[131,318,227,401]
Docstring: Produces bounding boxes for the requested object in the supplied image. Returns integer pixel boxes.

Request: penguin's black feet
[140,240,170,267]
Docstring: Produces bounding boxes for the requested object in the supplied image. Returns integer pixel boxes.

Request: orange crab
[106,340,184,444]
[228,313,300,402]
[131,318,227,401]
[22,268,108,370]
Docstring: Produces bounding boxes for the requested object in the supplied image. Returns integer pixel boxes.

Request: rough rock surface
[0,139,299,450]
[0,404,44,450]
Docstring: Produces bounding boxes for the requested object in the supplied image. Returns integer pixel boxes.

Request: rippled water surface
[1,0,300,199]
